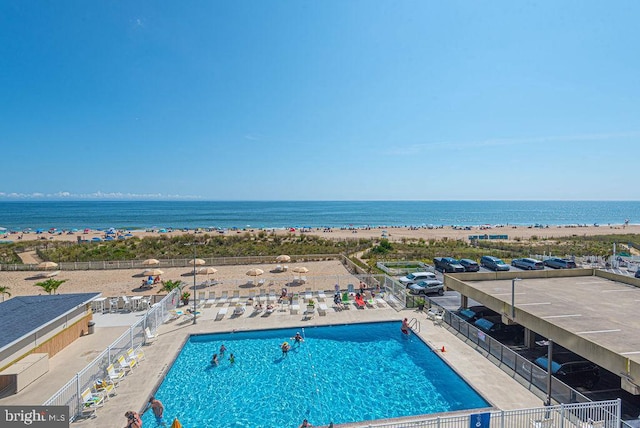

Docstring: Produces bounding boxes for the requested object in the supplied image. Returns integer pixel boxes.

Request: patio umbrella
[143,269,164,276]
[189,258,206,266]
[292,266,309,274]
[142,259,160,266]
[199,267,218,275]
[276,254,291,263]
[37,261,58,270]
[246,268,264,277]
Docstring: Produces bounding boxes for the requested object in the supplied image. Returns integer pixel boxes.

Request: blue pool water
[143,322,489,428]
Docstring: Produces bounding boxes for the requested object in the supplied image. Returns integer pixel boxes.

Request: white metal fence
[43,288,180,421]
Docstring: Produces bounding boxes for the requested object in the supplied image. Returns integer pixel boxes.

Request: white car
[399,271,437,286]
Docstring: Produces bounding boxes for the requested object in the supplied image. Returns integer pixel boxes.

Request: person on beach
[142,396,166,427]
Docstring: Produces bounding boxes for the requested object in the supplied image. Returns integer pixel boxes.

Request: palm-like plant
[34,278,67,295]
[0,285,11,302]
[160,279,183,294]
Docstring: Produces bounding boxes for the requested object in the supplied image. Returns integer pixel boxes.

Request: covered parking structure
[444,268,640,395]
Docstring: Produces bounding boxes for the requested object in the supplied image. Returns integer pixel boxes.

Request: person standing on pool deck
[401,318,410,335]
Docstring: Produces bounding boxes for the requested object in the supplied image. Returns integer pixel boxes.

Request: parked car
[473,316,523,342]
[459,259,480,272]
[480,255,510,271]
[433,257,465,273]
[533,357,600,389]
[399,271,437,286]
[543,258,577,269]
[635,270,640,279]
[408,279,445,295]
[511,258,544,270]
[455,305,498,322]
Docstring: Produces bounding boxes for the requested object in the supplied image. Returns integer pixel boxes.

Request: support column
[460,294,468,309]
[524,327,537,349]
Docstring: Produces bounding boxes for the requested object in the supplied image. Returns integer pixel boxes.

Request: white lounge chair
[144,327,157,344]
[290,297,300,315]
[81,388,104,418]
[127,347,145,364]
[304,288,312,300]
[375,297,386,308]
[304,304,314,320]
[317,290,327,301]
[197,291,207,307]
[216,307,228,321]
[117,354,135,373]
[258,278,266,286]
[258,289,267,303]
[233,304,246,316]
[205,292,216,308]
[230,290,240,304]
[106,363,125,384]
[94,378,117,400]
[217,291,228,306]
[267,289,276,304]
[318,303,328,316]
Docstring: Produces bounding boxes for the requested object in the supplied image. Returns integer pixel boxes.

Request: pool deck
[2,304,543,427]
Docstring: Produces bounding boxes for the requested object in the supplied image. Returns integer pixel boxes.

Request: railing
[441,309,595,407]
[366,399,621,428]
[1,254,343,271]
[43,288,180,421]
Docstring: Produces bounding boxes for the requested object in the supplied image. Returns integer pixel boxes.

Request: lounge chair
[233,304,246,316]
[205,292,216,308]
[94,378,117,400]
[217,291,228,306]
[258,278,266,286]
[300,276,307,284]
[258,289,267,303]
[582,420,605,428]
[117,355,135,373]
[354,295,366,309]
[267,289,277,304]
[215,307,228,321]
[106,363,125,384]
[531,418,554,428]
[230,290,240,304]
[317,303,328,316]
[304,288,312,300]
[347,283,355,294]
[304,304,314,320]
[167,309,183,321]
[81,388,104,418]
[341,292,352,309]
[144,327,157,344]
[127,347,145,364]
[290,297,300,315]
[375,297,387,308]
[197,291,207,307]
[317,290,327,301]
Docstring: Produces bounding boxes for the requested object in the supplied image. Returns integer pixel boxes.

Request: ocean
[1,201,639,231]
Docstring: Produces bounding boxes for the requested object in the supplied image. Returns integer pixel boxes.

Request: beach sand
[2,223,638,299]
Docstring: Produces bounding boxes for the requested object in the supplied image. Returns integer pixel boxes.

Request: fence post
[75,373,81,420]
[130,326,134,349]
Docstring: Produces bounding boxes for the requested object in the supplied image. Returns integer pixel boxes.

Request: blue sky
[1,1,639,201]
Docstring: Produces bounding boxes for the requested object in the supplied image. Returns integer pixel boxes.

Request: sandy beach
[2,223,639,299]
[3,222,639,244]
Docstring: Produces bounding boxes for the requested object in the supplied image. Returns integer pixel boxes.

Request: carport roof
[0,293,100,351]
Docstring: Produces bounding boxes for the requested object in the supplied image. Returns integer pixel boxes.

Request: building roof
[0,293,100,351]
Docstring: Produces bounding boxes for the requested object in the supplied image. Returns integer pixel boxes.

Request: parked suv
[511,258,544,270]
[459,259,480,272]
[399,271,437,286]
[480,255,510,271]
[533,357,600,389]
[433,257,465,273]
[543,258,577,269]
[408,279,445,295]
[455,305,498,323]
[473,316,524,342]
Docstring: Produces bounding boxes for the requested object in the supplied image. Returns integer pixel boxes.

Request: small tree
[0,285,11,302]
[160,279,183,294]
[34,278,67,295]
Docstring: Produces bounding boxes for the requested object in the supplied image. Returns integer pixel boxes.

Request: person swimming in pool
[281,342,290,356]
[292,332,304,343]
[211,354,219,366]
[401,318,410,335]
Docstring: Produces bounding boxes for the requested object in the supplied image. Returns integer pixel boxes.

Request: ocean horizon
[1,200,640,231]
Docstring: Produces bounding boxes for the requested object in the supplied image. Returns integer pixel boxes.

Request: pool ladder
[408,318,420,332]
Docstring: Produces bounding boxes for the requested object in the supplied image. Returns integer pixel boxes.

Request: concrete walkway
[2,304,543,427]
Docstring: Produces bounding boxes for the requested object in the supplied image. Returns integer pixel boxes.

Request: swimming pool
[143,322,489,427]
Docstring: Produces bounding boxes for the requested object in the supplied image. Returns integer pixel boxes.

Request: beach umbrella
[170,419,182,428]
[37,261,58,270]
[275,255,291,263]
[143,269,164,276]
[292,266,309,274]
[189,258,206,266]
[199,267,218,275]
[246,268,264,277]
[142,259,160,266]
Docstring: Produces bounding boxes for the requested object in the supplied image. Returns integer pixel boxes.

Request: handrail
[408,317,420,332]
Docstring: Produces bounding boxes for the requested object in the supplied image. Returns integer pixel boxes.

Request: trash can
[87,321,95,335]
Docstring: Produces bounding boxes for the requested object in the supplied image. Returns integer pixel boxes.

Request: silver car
[408,280,445,295]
